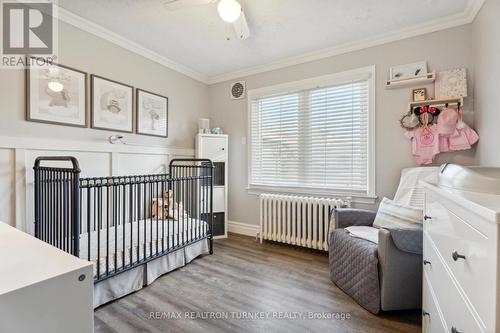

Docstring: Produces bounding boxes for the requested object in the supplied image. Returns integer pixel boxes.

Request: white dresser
[422,182,500,333]
[0,222,93,333]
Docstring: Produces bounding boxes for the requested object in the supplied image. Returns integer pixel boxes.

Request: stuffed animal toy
[151,190,183,220]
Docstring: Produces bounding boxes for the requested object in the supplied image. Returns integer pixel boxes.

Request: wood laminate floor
[95,234,421,333]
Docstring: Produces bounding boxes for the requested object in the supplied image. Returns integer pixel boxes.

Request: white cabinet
[422,182,500,333]
[200,137,227,162]
[196,134,228,238]
[0,222,93,333]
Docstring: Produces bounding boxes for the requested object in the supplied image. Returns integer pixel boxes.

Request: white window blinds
[249,72,373,196]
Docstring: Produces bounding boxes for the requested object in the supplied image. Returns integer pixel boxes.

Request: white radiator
[259,194,351,251]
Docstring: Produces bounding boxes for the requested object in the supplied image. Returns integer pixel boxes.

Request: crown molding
[206,0,485,84]
[56,1,485,86]
[57,6,209,84]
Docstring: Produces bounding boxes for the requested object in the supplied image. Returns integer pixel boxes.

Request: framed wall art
[435,68,467,99]
[412,88,427,102]
[26,57,87,127]
[91,75,134,133]
[136,89,168,138]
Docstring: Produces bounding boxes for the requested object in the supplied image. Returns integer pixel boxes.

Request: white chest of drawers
[0,222,93,333]
[422,182,500,333]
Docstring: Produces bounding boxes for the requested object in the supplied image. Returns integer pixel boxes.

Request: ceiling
[58,0,482,83]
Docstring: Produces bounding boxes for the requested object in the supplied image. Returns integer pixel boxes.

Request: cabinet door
[213,186,225,212]
[201,212,225,236]
[213,212,225,236]
[200,137,226,161]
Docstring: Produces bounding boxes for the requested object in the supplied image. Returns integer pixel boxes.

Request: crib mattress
[79,217,208,276]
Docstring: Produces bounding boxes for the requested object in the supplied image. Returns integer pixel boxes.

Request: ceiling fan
[163,0,250,40]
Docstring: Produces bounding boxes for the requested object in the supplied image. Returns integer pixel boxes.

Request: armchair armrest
[334,208,376,229]
[380,227,423,255]
[378,228,422,311]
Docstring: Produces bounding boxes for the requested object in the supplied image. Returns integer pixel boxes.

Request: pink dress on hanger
[405,125,440,165]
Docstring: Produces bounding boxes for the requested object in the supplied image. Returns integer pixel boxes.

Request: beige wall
[208,25,476,226]
[0,17,485,229]
[0,21,209,226]
[0,21,209,148]
[473,0,500,166]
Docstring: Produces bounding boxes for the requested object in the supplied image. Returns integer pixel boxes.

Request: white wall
[208,25,477,226]
[0,21,207,228]
[473,0,500,166]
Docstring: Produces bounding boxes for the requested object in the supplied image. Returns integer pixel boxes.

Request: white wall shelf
[386,71,436,89]
[408,97,464,109]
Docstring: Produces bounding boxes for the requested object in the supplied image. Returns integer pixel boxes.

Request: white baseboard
[228,221,260,237]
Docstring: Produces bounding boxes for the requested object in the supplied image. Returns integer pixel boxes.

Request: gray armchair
[329,208,422,314]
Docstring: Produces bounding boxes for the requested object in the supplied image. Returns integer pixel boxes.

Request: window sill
[246,185,378,205]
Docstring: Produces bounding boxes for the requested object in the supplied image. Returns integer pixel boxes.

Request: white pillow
[373,197,423,229]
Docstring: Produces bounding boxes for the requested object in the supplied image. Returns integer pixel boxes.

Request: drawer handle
[422,310,430,317]
[423,260,431,266]
[424,215,432,221]
[452,251,466,261]
[451,327,462,333]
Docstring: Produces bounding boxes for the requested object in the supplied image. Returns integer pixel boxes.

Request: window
[248,66,375,198]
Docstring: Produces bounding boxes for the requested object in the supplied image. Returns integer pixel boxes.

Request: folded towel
[345,226,379,244]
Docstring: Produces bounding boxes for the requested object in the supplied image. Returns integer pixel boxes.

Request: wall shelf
[408,97,464,110]
[386,71,436,89]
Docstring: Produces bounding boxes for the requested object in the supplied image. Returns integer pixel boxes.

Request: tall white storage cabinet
[196,134,228,239]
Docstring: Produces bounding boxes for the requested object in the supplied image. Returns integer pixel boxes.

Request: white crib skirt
[93,238,209,308]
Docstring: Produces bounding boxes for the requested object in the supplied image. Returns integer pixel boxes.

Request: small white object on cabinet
[196,134,228,239]
[422,182,500,333]
[0,222,93,333]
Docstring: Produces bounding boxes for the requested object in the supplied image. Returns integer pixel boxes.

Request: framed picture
[435,68,467,99]
[136,89,168,137]
[390,61,428,81]
[91,75,133,132]
[26,57,87,127]
[412,88,427,102]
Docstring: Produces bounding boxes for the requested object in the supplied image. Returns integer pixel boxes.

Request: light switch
[241,136,247,145]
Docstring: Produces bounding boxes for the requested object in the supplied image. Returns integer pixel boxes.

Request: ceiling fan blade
[163,0,216,11]
[233,11,250,40]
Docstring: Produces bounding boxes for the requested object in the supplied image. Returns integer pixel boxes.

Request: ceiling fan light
[217,0,241,23]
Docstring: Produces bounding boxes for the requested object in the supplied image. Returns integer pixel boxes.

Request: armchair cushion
[329,229,380,314]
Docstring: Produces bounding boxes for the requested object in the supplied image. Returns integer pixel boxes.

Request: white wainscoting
[0,135,194,235]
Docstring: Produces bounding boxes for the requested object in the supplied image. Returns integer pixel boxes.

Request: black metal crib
[34,156,213,282]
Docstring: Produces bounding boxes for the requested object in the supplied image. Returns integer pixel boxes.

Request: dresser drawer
[423,235,484,333]
[425,191,494,326]
[422,273,446,333]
